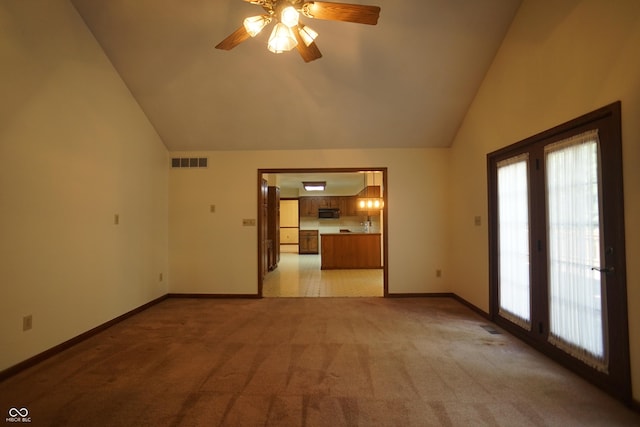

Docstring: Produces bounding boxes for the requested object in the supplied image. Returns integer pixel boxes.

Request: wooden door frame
[257,167,389,298]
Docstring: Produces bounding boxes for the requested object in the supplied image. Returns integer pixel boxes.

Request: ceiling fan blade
[215,26,252,50]
[294,27,322,62]
[302,1,380,25]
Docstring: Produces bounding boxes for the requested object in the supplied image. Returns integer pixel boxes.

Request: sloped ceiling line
[70,0,522,151]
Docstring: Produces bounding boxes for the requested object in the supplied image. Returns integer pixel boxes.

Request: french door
[488,102,631,403]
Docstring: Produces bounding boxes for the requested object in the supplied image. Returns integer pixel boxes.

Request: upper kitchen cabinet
[299,196,358,218]
[355,186,382,217]
[358,185,380,198]
[339,196,359,217]
[317,197,340,209]
[299,197,319,217]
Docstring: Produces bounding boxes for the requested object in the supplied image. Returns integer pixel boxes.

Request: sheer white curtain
[545,130,607,372]
[497,154,531,329]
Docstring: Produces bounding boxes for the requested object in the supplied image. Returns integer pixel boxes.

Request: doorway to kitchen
[257,168,388,298]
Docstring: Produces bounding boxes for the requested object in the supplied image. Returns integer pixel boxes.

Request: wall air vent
[171,157,208,168]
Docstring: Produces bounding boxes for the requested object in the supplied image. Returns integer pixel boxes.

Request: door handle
[591,266,615,274]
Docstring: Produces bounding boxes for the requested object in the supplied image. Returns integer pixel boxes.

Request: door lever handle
[591,266,615,274]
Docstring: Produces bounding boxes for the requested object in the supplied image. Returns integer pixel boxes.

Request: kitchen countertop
[321,232,381,235]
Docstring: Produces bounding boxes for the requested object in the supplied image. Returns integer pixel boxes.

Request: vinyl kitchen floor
[262,253,384,297]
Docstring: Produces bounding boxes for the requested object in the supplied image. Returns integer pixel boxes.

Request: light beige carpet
[1,297,638,426]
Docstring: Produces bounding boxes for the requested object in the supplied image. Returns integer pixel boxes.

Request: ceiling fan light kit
[243,15,272,37]
[215,0,381,62]
[268,22,298,53]
[281,6,300,27]
[298,25,318,46]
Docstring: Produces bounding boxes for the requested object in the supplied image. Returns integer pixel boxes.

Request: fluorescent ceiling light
[303,181,326,191]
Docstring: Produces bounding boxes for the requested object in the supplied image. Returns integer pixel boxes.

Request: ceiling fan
[215,0,381,62]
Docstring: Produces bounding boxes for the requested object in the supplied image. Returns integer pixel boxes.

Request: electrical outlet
[114,214,120,225]
[159,273,163,282]
[210,205,216,213]
[436,269,442,278]
[23,315,33,331]
[474,215,481,226]
[242,219,256,226]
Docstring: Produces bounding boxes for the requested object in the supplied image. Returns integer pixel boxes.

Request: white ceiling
[273,170,380,197]
[70,0,521,152]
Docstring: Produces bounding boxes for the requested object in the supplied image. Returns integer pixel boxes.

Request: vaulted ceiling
[70,0,521,152]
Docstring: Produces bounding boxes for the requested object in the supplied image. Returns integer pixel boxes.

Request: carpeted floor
[1,297,638,426]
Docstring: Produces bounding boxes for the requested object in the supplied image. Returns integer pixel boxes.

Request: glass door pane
[489,103,630,401]
[545,130,607,371]
[497,154,531,329]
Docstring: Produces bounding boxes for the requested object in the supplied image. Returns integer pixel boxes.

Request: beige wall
[169,149,451,295]
[448,0,640,400]
[0,1,169,371]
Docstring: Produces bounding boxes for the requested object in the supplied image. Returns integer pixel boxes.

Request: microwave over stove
[318,208,340,219]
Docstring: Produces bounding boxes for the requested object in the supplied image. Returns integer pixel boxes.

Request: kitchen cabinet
[321,233,381,269]
[267,186,280,270]
[339,196,359,217]
[261,179,269,279]
[356,185,381,217]
[357,185,381,198]
[317,197,339,209]
[300,196,339,217]
[299,197,319,217]
[299,230,319,254]
[300,196,360,217]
